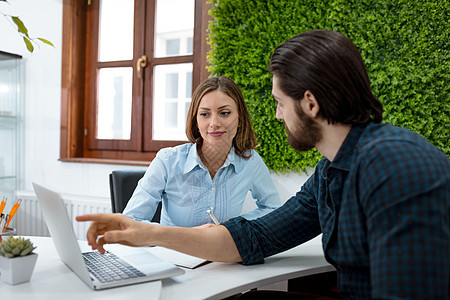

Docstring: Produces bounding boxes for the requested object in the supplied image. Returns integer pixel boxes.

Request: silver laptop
[32,182,184,290]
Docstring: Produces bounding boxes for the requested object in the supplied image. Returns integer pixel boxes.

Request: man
[77,30,450,299]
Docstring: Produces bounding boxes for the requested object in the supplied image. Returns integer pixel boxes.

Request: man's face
[272,76,321,152]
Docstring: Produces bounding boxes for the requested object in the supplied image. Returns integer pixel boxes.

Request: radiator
[14,190,111,241]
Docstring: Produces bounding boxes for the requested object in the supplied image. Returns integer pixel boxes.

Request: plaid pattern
[224,123,450,299]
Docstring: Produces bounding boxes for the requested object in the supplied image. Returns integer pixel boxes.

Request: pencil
[3,199,21,232]
[0,197,6,215]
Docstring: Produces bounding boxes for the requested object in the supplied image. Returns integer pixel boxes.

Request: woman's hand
[76,213,152,254]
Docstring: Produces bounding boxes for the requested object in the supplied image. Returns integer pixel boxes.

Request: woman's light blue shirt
[123,143,281,227]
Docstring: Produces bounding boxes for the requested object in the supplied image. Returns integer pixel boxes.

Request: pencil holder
[0,227,16,242]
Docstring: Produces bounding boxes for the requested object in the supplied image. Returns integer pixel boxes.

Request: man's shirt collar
[327,124,368,173]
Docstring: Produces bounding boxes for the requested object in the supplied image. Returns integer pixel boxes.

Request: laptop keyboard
[83,251,146,283]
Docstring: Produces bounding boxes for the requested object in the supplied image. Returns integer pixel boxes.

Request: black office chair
[109,170,161,223]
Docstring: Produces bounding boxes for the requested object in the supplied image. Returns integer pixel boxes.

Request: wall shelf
[0,50,22,202]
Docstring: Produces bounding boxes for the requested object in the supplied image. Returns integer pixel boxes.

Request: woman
[123,76,280,227]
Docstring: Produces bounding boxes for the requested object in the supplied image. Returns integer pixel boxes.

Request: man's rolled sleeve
[223,180,322,265]
[223,217,266,265]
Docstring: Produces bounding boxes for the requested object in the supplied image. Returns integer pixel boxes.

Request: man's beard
[284,104,321,152]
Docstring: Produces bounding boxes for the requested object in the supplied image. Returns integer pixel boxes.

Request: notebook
[148,246,210,269]
[32,182,185,290]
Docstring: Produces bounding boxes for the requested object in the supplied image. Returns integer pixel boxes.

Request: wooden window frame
[60,0,210,166]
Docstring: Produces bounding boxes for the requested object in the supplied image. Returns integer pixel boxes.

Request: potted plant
[0,235,37,285]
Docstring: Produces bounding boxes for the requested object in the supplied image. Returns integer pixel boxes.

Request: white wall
[0,0,311,205]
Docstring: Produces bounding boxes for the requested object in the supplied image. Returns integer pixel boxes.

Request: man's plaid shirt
[223,122,450,299]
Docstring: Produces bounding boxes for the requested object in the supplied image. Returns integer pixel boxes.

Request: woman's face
[196,90,239,149]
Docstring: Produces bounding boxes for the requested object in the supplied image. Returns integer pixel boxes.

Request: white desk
[0,236,333,300]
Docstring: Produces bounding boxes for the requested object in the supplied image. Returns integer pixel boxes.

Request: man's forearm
[151,224,242,263]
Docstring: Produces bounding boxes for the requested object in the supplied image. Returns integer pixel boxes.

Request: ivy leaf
[23,36,34,52]
[11,16,29,37]
[37,38,54,47]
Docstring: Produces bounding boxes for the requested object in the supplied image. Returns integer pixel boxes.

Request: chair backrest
[109,170,161,223]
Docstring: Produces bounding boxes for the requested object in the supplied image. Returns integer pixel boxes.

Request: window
[60,0,210,165]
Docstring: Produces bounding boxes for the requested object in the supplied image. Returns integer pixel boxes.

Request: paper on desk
[148,246,210,269]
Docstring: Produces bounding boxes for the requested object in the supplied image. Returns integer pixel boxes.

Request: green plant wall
[208,0,449,173]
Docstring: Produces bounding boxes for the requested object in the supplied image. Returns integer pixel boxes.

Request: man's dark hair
[269,30,383,125]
